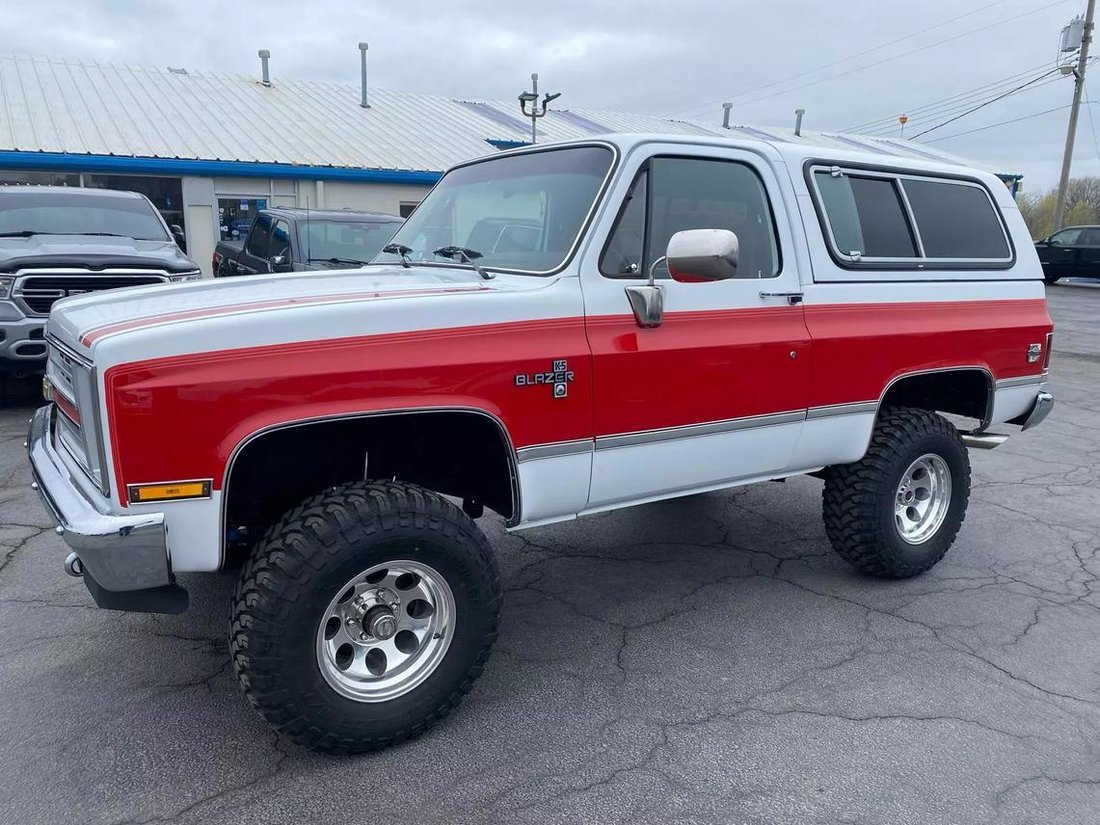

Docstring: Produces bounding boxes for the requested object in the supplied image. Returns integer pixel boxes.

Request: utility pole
[1053,0,1096,231]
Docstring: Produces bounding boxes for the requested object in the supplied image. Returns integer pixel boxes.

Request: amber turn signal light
[128,480,211,503]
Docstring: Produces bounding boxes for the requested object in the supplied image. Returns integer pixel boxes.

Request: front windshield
[300,219,403,264]
[0,191,169,241]
[374,145,613,274]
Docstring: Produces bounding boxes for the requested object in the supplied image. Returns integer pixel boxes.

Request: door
[1077,227,1100,278]
[581,146,810,510]
[1039,227,1083,279]
[238,214,274,274]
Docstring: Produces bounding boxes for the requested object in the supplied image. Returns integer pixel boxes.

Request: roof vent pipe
[258,49,271,86]
[359,42,370,108]
[721,102,732,129]
[794,108,805,136]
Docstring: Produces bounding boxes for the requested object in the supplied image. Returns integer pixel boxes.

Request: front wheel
[823,407,971,578]
[230,481,500,753]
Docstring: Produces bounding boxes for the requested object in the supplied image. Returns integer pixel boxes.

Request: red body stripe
[103,298,1052,508]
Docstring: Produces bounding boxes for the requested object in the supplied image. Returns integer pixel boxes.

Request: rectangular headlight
[168,271,203,283]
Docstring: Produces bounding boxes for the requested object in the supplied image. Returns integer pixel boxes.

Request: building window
[83,174,185,234]
[218,198,267,241]
[399,202,419,219]
[0,171,80,187]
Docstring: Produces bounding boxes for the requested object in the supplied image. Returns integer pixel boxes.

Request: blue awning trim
[485,139,531,150]
[0,151,442,184]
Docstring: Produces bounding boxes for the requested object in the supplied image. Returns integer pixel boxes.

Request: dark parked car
[1035,225,1100,284]
[212,208,402,277]
[0,186,201,377]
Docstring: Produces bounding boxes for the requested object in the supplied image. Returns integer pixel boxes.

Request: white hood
[46,265,549,358]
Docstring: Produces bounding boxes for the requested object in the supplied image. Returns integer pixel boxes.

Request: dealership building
[0,52,1022,276]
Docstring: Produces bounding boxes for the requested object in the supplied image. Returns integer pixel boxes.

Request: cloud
[0,0,1091,188]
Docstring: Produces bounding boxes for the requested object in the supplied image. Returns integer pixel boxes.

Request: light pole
[1053,0,1096,232]
[518,73,561,144]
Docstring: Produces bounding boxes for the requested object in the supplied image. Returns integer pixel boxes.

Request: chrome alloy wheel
[894,453,952,545]
[316,560,455,702]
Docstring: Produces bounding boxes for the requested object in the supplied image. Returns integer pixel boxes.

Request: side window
[1050,228,1083,246]
[1079,228,1100,246]
[245,214,272,258]
[900,178,1010,259]
[270,219,292,260]
[814,172,916,258]
[600,168,647,277]
[601,156,780,280]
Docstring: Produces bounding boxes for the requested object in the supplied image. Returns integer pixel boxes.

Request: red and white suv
[29,134,1053,752]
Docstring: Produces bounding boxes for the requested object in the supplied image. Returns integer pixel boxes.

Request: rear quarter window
[809,164,1013,269]
[901,178,1010,260]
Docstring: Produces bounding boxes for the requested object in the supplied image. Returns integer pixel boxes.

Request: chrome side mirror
[666,229,739,282]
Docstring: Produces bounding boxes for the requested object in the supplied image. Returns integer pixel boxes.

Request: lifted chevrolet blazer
[28,134,1053,753]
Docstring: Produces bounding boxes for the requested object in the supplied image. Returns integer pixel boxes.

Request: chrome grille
[46,339,109,495]
[46,344,77,404]
[14,270,169,316]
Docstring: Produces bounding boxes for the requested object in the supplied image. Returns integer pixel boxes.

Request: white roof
[0,53,1012,177]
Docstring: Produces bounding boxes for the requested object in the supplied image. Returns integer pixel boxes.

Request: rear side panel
[785,154,1052,467]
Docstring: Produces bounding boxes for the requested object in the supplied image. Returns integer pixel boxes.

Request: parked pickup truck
[212,207,402,277]
[0,186,201,376]
[29,135,1053,754]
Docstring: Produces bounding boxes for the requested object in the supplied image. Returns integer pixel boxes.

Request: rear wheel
[823,407,971,578]
[230,481,500,753]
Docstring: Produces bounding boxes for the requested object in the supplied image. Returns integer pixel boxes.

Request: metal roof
[0,53,1011,179]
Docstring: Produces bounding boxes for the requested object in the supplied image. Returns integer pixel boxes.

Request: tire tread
[229,481,500,754]
[823,407,970,579]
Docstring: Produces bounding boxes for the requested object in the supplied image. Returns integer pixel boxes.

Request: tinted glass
[0,191,169,240]
[0,172,80,186]
[245,214,272,257]
[816,173,916,258]
[648,158,779,279]
[600,168,647,277]
[271,220,292,260]
[83,174,184,233]
[1050,228,1083,246]
[1079,228,1100,246]
[375,146,613,273]
[902,179,1009,259]
[301,220,403,265]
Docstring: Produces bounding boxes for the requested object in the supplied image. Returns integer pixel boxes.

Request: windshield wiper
[0,230,161,240]
[382,242,412,269]
[309,257,369,266]
[432,246,494,280]
[0,230,76,237]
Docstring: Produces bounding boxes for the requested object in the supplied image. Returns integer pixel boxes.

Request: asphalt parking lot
[1,286,1098,825]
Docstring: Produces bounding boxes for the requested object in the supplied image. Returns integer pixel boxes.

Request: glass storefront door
[218,198,268,241]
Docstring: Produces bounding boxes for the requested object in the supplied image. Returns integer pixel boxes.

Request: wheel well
[880,369,992,425]
[222,411,517,563]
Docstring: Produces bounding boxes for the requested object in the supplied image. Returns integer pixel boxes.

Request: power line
[921,103,1071,142]
[910,69,1061,138]
[1085,80,1100,162]
[667,0,1019,117]
[668,0,1073,120]
[846,61,1057,132]
[863,72,1067,135]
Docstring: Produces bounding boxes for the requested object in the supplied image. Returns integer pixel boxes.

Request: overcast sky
[1,0,1094,192]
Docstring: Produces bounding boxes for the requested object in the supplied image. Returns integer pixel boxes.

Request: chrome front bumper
[27,405,185,611]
